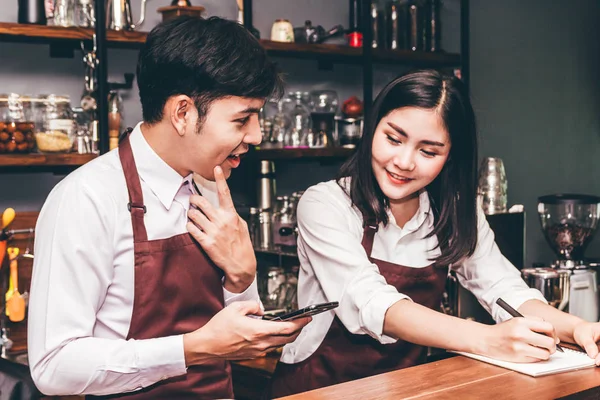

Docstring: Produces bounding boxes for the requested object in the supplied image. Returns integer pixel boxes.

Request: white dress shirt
[28,123,260,396]
[280,178,546,364]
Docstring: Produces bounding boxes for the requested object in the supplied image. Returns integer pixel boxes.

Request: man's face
[185,96,264,180]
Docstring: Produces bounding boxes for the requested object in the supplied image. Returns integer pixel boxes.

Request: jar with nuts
[37,94,75,153]
[0,94,37,154]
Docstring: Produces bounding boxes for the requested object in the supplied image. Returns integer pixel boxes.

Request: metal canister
[258,209,272,249]
[257,160,276,210]
[521,268,570,310]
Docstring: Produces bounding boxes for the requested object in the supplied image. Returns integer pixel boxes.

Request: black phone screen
[262,301,339,321]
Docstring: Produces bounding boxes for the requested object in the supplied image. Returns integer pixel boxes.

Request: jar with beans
[0,94,36,154]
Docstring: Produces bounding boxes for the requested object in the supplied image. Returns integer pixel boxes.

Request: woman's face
[371,107,451,204]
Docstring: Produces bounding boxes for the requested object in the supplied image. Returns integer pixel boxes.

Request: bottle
[248,207,259,247]
[408,0,426,51]
[371,3,379,49]
[108,90,122,150]
[426,0,441,52]
[348,0,363,47]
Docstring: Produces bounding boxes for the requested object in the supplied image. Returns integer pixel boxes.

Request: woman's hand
[479,316,559,363]
[572,321,600,365]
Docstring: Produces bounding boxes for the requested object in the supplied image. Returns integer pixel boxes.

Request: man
[28,16,309,398]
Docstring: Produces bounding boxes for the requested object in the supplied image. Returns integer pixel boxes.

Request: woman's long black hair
[338,70,478,266]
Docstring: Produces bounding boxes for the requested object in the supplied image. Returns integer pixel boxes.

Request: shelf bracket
[49,42,76,58]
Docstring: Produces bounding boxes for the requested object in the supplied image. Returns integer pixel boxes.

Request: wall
[470,0,600,265]
[0,0,598,266]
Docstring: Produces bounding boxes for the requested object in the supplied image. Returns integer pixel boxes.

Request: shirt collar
[192,172,220,208]
[386,190,434,231]
[128,122,189,211]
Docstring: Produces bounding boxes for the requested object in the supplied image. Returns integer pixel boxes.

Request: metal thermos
[258,209,272,250]
[258,161,276,210]
[18,0,46,24]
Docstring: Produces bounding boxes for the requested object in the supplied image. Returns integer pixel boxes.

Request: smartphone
[262,301,339,321]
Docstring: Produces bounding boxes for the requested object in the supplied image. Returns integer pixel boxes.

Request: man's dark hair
[137,16,283,124]
[338,70,479,267]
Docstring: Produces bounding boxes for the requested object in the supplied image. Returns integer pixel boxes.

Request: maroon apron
[88,131,233,399]
[270,216,449,398]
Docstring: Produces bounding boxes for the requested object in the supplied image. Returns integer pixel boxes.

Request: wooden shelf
[254,246,298,258]
[0,22,147,49]
[0,23,460,65]
[251,147,355,161]
[261,39,461,66]
[0,153,97,167]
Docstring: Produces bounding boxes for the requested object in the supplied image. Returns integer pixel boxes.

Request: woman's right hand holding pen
[479,317,560,363]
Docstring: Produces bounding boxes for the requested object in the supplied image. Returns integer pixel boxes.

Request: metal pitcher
[106,0,148,31]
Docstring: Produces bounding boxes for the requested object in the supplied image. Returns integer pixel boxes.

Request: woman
[270,70,600,397]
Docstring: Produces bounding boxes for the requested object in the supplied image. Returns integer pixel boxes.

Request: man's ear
[167,95,195,137]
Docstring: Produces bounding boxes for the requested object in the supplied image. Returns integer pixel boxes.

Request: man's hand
[183,301,311,365]
[187,166,256,293]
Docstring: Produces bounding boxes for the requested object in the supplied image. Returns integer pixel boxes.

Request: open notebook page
[452,348,596,377]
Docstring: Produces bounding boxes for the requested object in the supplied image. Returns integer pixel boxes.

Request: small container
[335,116,363,148]
[0,94,36,153]
[36,94,75,153]
[271,19,294,42]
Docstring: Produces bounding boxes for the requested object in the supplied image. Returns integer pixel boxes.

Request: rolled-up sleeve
[454,208,547,322]
[296,187,409,343]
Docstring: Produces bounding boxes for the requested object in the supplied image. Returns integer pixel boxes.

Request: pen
[496,298,564,353]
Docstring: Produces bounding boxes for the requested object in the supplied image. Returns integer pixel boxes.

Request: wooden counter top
[279,356,600,400]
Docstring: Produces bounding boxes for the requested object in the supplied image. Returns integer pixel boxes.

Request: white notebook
[453,348,596,377]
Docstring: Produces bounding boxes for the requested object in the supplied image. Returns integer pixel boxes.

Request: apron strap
[118,128,149,243]
[361,215,378,257]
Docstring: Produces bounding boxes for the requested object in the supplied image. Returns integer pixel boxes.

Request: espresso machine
[522,194,600,322]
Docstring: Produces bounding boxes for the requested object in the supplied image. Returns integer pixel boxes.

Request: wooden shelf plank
[251,147,355,160]
[254,246,298,258]
[0,22,91,42]
[0,153,97,167]
[261,39,461,66]
[0,23,460,65]
[0,22,148,48]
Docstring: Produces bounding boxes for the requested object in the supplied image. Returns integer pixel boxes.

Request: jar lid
[538,193,600,205]
[42,94,71,104]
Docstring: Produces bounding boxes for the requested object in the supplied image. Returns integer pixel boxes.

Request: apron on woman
[270,216,448,398]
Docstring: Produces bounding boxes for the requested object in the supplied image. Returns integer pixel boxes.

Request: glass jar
[36,94,75,153]
[0,93,36,154]
[272,196,297,247]
[74,0,95,28]
[259,266,287,310]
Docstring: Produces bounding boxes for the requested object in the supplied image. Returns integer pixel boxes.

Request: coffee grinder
[523,194,600,322]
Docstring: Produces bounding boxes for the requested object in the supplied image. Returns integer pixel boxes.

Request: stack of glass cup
[477,157,508,214]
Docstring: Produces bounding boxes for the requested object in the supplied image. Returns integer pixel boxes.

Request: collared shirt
[280,178,546,364]
[28,123,260,396]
